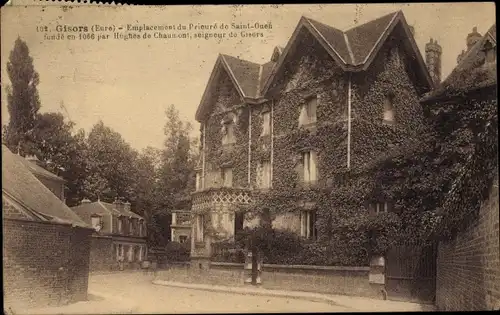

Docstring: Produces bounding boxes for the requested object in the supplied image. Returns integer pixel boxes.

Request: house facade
[2,145,93,311]
[71,199,148,270]
[190,10,437,268]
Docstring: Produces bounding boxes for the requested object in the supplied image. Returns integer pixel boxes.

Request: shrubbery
[165,241,191,262]
[212,226,369,266]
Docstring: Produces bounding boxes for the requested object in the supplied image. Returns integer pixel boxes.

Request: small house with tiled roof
[190,9,440,274]
[420,24,498,311]
[2,144,93,311]
[71,198,147,270]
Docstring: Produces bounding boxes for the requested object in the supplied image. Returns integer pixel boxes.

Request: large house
[190,10,438,269]
[2,145,93,311]
[71,198,148,270]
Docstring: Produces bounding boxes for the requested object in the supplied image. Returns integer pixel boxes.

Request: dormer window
[383,94,395,123]
[261,110,271,136]
[299,96,317,127]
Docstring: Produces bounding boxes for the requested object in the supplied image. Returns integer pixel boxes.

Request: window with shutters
[261,111,271,136]
[256,161,271,189]
[299,96,317,127]
[300,210,317,240]
[302,151,318,185]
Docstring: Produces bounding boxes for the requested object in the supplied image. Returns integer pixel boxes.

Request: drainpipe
[248,107,252,186]
[270,100,274,184]
[202,122,206,188]
[347,73,352,169]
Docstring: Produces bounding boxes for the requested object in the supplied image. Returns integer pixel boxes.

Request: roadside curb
[152,279,357,311]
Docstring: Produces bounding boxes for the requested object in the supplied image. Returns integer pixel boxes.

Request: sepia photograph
[1,2,498,314]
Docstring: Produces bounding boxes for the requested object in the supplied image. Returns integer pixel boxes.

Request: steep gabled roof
[421,24,497,103]
[196,10,433,122]
[2,145,88,228]
[261,10,433,96]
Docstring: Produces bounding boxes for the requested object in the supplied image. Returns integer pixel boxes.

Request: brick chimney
[466,27,482,50]
[425,38,442,85]
[113,198,124,212]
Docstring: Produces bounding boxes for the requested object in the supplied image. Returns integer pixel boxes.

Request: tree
[3,37,41,155]
[84,121,138,202]
[148,105,199,247]
[29,112,89,206]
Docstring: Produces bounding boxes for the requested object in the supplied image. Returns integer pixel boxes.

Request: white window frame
[195,215,204,242]
[221,167,233,187]
[261,111,271,136]
[300,210,317,240]
[256,160,272,189]
[302,151,317,184]
[299,96,318,127]
[383,95,395,122]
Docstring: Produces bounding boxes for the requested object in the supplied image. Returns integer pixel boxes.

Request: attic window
[383,94,395,123]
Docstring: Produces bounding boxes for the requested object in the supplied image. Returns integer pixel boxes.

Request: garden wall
[159,261,384,299]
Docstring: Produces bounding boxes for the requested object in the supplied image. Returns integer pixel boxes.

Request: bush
[165,241,191,262]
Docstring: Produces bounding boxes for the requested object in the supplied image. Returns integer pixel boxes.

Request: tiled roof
[221,54,261,98]
[18,157,66,183]
[2,145,88,228]
[421,24,497,103]
[306,18,352,63]
[72,200,144,220]
[196,10,431,121]
[344,11,398,64]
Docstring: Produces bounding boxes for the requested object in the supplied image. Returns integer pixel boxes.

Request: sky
[1,3,496,151]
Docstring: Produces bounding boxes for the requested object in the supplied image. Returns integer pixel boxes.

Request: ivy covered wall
[203,69,250,189]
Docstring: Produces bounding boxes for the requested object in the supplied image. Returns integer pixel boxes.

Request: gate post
[369,255,386,299]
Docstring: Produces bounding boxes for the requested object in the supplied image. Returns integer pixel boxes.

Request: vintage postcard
[1,2,498,314]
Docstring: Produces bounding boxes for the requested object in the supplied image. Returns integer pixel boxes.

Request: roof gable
[345,11,398,65]
[2,145,88,228]
[261,11,433,97]
[195,55,248,122]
